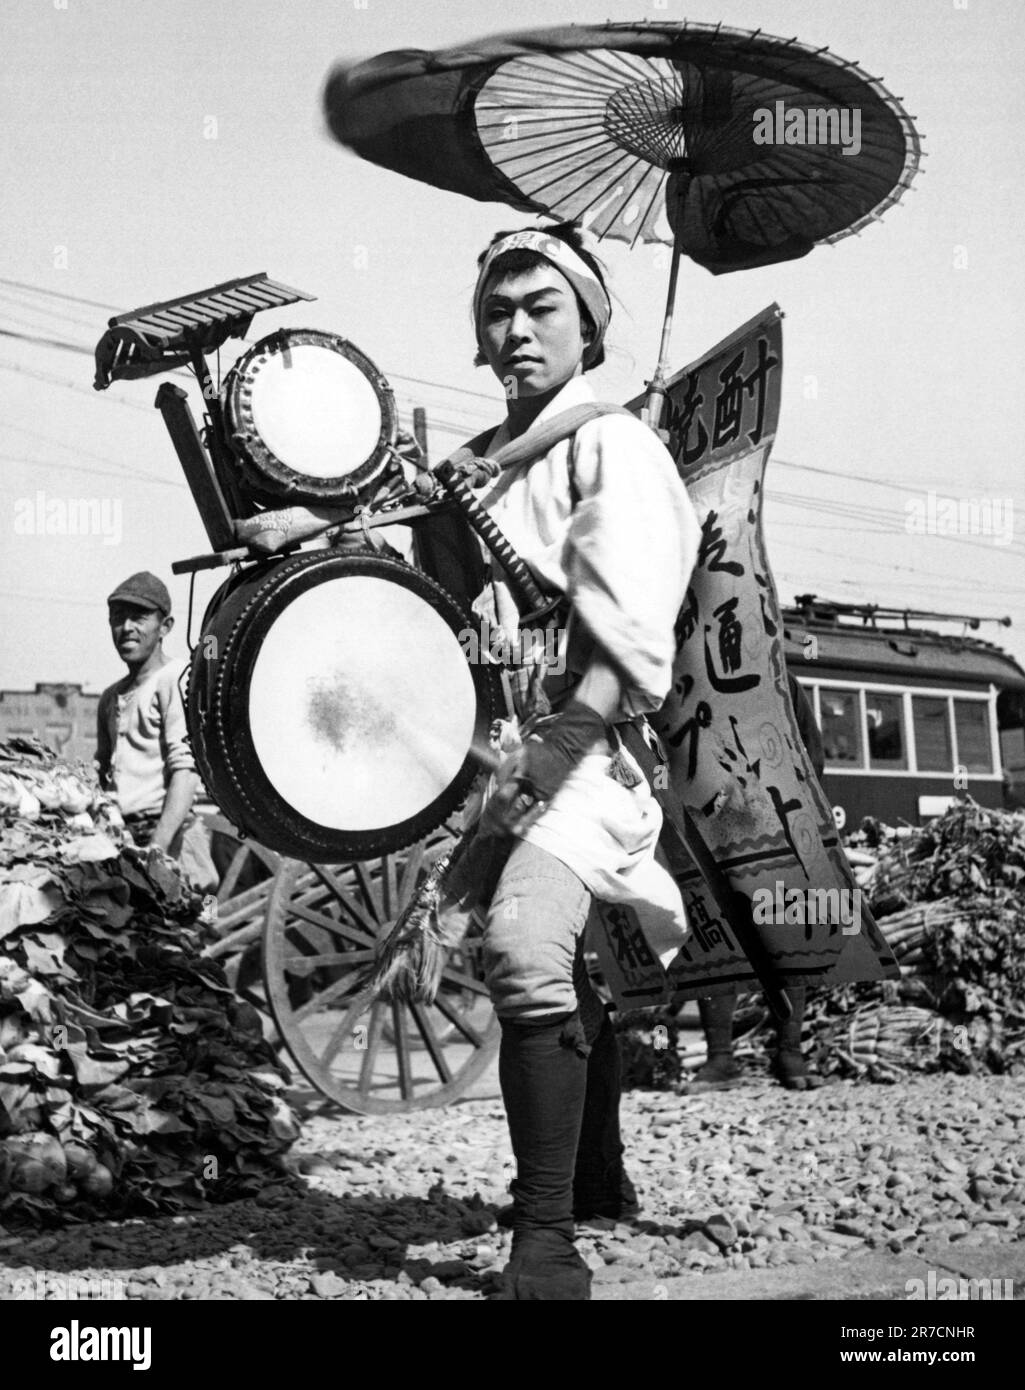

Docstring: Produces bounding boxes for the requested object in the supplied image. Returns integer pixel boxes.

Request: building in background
[0,683,99,768]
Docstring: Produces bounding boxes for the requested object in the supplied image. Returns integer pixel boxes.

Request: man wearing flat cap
[97,572,214,886]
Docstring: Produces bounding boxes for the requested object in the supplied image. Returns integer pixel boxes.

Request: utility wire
[0,277,121,313]
[0,307,98,344]
[0,421,155,475]
[0,287,105,333]
[3,279,1018,500]
[389,370,504,407]
[0,588,116,610]
[0,359,154,414]
[769,491,1025,557]
[772,456,1013,505]
[0,328,94,356]
[2,281,1021,586]
[765,535,1025,597]
[0,453,186,491]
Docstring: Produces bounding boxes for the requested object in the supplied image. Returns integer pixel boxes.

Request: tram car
[782,595,1025,830]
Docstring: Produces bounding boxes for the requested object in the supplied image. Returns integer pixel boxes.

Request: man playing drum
[465,224,701,1299]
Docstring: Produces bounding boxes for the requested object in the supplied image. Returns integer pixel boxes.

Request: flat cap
[106,571,172,615]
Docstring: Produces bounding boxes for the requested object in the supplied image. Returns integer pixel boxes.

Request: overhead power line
[0,452,186,491]
[0,328,94,356]
[0,277,121,313]
[388,370,504,407]
[768,490,1025,558]
[765,533,1025,598]
[0,421,152,474]
[0,287,105,333]
[0,588,116,610]
[0,359,153,413]
[772,456,1010,504]
[1,279,1017,497]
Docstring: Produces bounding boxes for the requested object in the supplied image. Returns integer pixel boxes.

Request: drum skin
[187,550,497,861]
[222,328,397,506]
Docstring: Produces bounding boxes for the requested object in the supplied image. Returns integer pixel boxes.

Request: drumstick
[316,667,501,785]
[469,741,502,775]
[383,707,501,785]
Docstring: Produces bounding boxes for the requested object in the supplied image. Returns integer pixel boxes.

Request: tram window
[912,696,953,772]
[867,692,907,769]
[820,688,862,766]
[954,700,993,773]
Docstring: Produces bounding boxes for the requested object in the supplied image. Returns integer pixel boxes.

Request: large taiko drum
[187,551,497,861]
[222,329,397,505]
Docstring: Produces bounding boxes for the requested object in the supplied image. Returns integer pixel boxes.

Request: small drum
[188,551,497,861]
[222,329,397,506]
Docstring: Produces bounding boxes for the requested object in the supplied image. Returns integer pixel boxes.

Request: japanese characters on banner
[592,305,898,1009]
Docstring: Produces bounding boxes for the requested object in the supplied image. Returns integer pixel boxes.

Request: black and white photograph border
[1,0,1023,1351]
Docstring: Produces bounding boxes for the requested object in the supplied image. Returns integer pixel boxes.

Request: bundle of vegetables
[0,738,297,1227]
[818,1003,944,1082]
[876,897,974,969]
[918,890,1025,1071]
[865,799,1025,915]
[798,800,1025,1079]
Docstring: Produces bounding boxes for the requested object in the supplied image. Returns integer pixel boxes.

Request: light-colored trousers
[483,838,607,1040]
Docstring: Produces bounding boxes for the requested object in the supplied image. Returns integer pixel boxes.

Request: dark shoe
[771,1047,812,1090]
[680,1053,746,1094]
[772,987,821,1090]
[574,1164,641,1223]
[499,1229,592,1301]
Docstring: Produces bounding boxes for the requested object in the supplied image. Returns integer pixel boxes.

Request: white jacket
[478,375,700,716]
[473,376,701,965]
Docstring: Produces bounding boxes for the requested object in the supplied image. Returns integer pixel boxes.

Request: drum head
[223,329,396,506]
[188,552,496,861]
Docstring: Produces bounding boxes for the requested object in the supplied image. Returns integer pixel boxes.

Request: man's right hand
[478,747,545,839]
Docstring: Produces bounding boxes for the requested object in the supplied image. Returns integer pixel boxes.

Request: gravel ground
[2,1073,1023,1300]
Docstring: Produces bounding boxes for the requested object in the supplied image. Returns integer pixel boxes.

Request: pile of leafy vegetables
[801,801,1025,1079]
[865,798,1025,914]
[0,738,297,1226]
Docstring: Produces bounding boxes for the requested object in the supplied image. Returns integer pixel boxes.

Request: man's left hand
[478,746,544,838]
[477,700,608,838]
[145,842,173,871]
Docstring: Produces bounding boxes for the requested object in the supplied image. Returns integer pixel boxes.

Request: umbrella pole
[642,238,683,431]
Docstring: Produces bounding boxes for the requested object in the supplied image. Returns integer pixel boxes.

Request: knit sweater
[96,657,195,817]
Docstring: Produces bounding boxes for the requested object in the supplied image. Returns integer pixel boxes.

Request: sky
[2,0,1024,694]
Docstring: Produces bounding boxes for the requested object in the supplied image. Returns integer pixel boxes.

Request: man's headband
[473,230,612,368]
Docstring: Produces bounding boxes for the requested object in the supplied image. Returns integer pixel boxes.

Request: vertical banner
[593,306,897,1008]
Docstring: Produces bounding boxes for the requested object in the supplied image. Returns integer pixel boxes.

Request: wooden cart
[200,813,500,1114]
[94,281,504,1113]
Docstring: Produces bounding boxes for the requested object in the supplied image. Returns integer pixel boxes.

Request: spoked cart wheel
[261,830,500,1114]
[200,812,282,1027]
